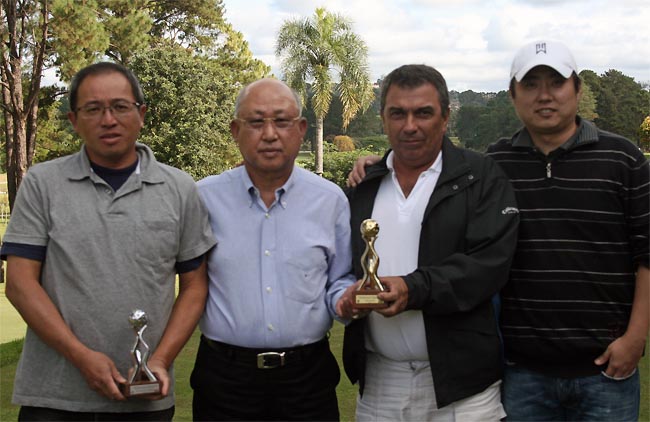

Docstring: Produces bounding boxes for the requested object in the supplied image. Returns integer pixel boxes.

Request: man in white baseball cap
[487,40,649,421]
[509,40,577,82]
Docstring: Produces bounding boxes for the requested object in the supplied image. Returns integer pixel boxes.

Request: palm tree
[276,7,373,175]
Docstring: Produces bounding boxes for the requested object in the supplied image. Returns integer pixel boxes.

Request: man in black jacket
[343,64,519,421]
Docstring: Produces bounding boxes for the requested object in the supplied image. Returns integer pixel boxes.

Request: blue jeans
[502,364,639,421]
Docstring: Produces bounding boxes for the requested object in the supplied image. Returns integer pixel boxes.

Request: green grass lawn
[2,325,649,421]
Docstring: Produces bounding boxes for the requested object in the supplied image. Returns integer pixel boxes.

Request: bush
[333,135,355,152]
[354,135,389,153]
[299,145,376,189]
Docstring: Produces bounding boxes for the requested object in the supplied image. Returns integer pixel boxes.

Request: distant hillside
[449,90,499,111]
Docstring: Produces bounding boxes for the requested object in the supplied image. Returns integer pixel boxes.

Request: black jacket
[343,137,519,408]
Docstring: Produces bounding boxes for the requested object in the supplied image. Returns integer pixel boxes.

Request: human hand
[75,349,127,401]
[347,155,381,187]
[374,276,408,317]
[336,280,371,321]
[594,333,645,379]
[144,357,171,400]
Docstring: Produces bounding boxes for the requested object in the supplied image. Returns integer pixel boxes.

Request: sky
[222,0,650,93]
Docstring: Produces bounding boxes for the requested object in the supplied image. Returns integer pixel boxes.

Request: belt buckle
[257,351,286,369]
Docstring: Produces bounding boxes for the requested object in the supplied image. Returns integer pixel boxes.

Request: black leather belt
[201,335,328,369]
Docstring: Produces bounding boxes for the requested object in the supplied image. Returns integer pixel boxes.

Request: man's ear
[230,119,240,140]
[576,82,583,101]
[67,111,77,129]
[137,104,147,129]
[298,117,307,137]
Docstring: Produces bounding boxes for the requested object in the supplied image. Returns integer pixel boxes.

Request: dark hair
[380,64,450,117]
[509,71,582,98]
[69,62,145,112]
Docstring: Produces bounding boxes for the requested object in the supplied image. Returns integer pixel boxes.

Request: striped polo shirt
[486,117,649,377]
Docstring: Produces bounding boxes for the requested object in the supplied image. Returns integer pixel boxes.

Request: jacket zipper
[546,162,552,178]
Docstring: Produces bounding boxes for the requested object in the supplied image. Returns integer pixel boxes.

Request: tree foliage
[640,116,650,152]
[1,0,268,210]
[590,69,649,143]
[33,86,79,163]
[454,91,520,151]
[131,45,267,180]
[457,90,493,107]
[577,82,598,121]
[276,7,373,174]
[303,85,382,148]
[50,0,110,80]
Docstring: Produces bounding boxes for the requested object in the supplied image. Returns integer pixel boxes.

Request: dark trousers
[18,405,174,421]
[191,336,340,421]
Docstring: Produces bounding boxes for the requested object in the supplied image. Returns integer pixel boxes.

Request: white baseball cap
[510,40,578,81]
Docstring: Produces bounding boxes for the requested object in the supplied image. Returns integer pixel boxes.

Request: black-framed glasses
[75,100,142,120]
[235,116,302,130]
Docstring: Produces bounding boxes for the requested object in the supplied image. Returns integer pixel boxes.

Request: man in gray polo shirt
[1,62,215,421]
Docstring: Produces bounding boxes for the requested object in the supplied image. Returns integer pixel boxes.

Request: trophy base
[353,289,387,309]
[121,380,161,397]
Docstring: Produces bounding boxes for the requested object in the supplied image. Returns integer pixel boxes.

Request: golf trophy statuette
[353,219,387,308]
[121,309,161,397]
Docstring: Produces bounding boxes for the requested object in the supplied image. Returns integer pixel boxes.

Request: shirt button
[267,324,274,331]
[266,287,272,293]
[264,250,271,256]
[468,175,474,180]
[452,185,458,190]
[265,213,270,219]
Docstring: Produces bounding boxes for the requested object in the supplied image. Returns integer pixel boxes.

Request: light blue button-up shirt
[197,165,355,348]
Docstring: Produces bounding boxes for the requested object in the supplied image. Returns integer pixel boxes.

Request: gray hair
[233,79,303,117]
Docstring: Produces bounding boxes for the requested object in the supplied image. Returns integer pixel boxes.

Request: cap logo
[535,43,547,54]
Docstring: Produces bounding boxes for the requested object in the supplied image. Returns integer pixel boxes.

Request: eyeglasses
[235,116,302,130]
[75,100,142,120]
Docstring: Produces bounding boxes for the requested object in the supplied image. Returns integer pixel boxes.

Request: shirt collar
[242,165,298,210]
[64,142,165,184]
[386,150,443,174]
[512,116,597,150]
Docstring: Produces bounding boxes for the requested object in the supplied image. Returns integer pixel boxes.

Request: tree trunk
[1,82,14,198]
[8,117,28,209]
[315,116,324,176]
[1,0,48,210]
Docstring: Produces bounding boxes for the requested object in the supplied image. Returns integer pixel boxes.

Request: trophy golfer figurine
[122,309,161,397]
[353,219,387,308]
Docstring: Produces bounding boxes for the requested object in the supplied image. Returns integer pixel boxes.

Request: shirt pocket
[137,220,177,268]
[282,247,328,304]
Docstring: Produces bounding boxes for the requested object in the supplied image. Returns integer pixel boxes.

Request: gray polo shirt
[3,143,216,412]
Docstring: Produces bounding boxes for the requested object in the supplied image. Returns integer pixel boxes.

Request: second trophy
[353,219,387,308]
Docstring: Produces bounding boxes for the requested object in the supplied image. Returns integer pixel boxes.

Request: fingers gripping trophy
[121,309,161,397]
[353,219,387,308]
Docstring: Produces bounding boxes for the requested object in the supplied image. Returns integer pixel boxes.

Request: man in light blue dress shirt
[190,78,358,421]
